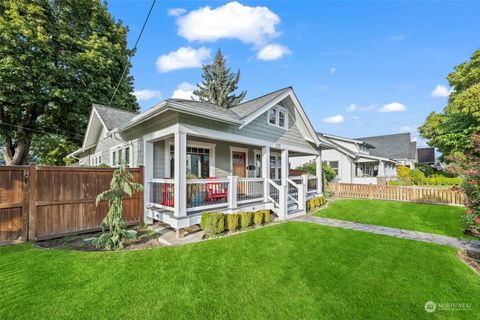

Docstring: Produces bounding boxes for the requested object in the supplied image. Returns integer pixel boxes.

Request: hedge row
[200,210,271,237]
[388,176,463,186]
[306,196,327,212]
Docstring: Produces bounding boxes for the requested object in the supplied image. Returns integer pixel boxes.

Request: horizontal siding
[178,108,317,153]
[150,136,258,179]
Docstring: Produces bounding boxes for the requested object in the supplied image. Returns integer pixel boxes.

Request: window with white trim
[170,145,211,179]
[90,152,102,166]
[254,151,262,178]
[267,106,288,129]
[111,145,132,167]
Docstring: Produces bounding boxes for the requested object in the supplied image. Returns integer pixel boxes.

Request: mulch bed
[458,251,480,274]
[35,224,166,252]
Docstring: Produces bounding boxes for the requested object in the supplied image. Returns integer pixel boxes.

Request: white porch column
[143,140,154,224]
[228,175,238,209]
[262,146,270,202]
[316,153,323,194]
[174,131,187,217]
[378,161,385,177]
[279,149,289,219]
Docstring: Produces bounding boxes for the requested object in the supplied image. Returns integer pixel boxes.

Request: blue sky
[108,1,480,145]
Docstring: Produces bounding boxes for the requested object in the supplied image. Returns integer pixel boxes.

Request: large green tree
[0,0,138,165]
[419,48,480,159]
[193,49,246,108]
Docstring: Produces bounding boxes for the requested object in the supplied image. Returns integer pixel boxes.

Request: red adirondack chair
[162,182,174,206]
[205,176,228,203]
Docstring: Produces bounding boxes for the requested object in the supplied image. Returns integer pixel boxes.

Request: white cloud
[174,2,280,46]
[346,103,374,112]
[431,84,452,98]
[171,82,198,100]
[256,44,291,61]
[379,102,407,112]
[168,8,187,17]
[346,104,356,112]
[133,89,161,102]
[322,114,344,124]
[329,67,336,74]
[156,47,211,73]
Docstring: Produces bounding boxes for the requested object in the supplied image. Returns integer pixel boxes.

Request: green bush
[240,212,252,229]
[200,212,225,237]
[306,196,326,212]
[225,214,239,232]
[253,211,263,226]
[262,210,271,224]
[408,168,425,185]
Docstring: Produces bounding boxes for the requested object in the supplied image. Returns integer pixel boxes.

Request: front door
[232,152,246,178]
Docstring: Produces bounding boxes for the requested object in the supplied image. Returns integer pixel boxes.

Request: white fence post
[228,175,238,209]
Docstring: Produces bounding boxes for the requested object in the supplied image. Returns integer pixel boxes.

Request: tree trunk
[2,136,32,165]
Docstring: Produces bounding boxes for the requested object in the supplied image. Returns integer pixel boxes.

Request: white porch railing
[149,178,175,211]
[149,175,320,217]
[237,178,264,204]
[268,179,281,207]
[307,176,318,192]
[186,178,230,211]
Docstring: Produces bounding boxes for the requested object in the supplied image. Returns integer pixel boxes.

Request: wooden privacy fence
[0,165,143,245]
[329,183,465,206]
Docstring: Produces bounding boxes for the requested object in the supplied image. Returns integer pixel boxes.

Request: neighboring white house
[69,87,328,237]
[290,133,398,185]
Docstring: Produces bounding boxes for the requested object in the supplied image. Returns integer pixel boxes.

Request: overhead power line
[0,121,84,142]
[103,0,157,117]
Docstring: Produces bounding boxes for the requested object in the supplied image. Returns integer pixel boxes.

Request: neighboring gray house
[355,133,417,168]
[290,133,398,185]
[69,87,326,237]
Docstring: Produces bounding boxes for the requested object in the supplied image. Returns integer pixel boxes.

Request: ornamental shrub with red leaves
[447,133,480,232]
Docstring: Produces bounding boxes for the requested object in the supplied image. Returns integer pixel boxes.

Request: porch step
[288,209,305,218]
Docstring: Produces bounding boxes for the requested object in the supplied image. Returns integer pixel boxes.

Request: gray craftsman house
[69,87,326,236]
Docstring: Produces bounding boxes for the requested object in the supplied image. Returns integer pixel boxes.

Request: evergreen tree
[0,0,138,165]
[193,50,246,108]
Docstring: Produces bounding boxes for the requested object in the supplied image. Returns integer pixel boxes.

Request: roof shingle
[355,133,417,160]
[94,104,138,130]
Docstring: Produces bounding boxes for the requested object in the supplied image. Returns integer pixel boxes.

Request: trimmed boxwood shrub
[306,196,326,212]
[262,210,271,224]
[200,212,224,237]
[253,211,263,226]
[240,212,252,229]
[225,213,240,232]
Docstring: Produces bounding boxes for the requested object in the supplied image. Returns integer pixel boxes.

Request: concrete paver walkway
[295,215,480,253]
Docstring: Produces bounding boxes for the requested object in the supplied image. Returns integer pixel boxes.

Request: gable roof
[230,87,291,118]
[355,133,417,160]
[93,104,138,130]
[167,99,241,120]
[114,87,321,146]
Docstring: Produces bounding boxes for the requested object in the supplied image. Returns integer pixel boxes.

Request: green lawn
[314,199,469,239]
[1,222,478,319]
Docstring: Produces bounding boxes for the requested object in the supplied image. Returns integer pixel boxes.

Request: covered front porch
[353,156,397,185]
[143,125,322,235]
